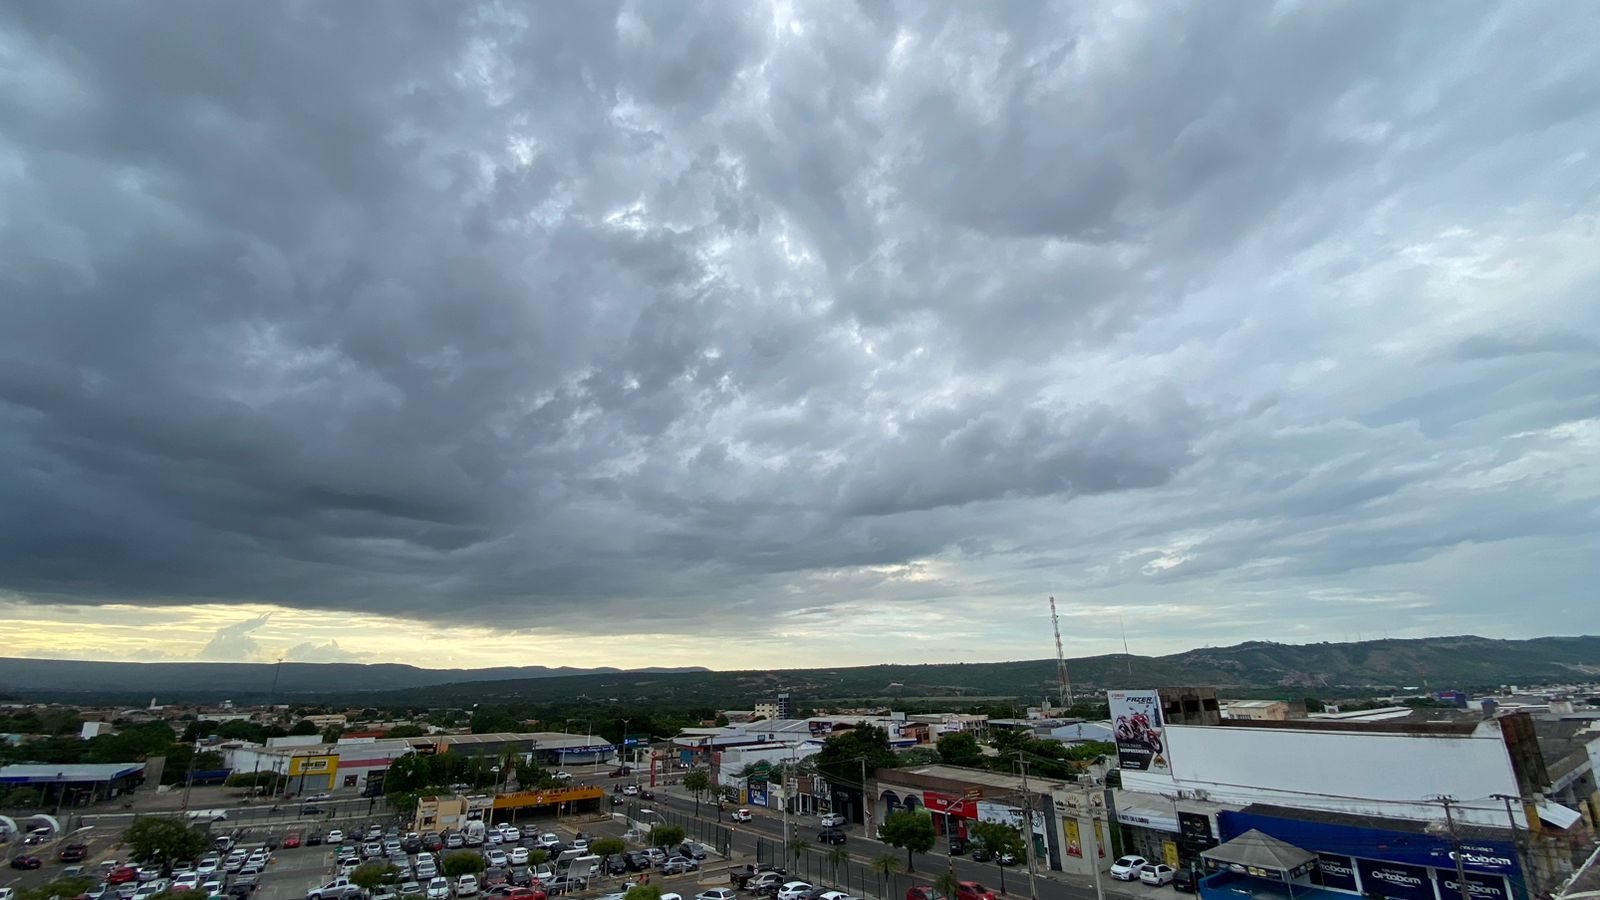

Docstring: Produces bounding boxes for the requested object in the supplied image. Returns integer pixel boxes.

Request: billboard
[1108,690,1168,773]
[289,754,338,776]
[1355,858,1434,900]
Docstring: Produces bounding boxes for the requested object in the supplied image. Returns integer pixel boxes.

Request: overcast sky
[2,2,1597,669]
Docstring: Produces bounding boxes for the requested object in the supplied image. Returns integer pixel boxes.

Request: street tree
[350,864,397,892]
[591,837,625,871]
[868,856,902,898]
[18,877,95,900]
[969,821,1026,895]
[289,720,319,736]
[936,733,984,768]
[442,852,486,877]
[932,871,963,900]
[650,824,685,850]
[827,846,850,883]
[682,770,711,816]
[125,817,209,867]
[623,887,662,900]
[877,810,935,873]
[789,838,812,866]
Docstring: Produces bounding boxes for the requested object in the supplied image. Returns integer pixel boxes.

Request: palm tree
[828,846,850,885]
[870,855,902,898]
[933,871,962,900]
[790,838,813,869]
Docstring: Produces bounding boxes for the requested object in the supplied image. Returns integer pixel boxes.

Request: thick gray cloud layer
[2,1,1597,655]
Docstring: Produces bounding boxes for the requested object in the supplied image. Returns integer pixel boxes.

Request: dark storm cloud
[2,0,1598,648]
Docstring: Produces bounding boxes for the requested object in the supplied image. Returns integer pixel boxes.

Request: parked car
[1110,856,1149,881]
[457,875,480,897]
[283,833,302,849]
[536,833,562,850]
[697,892,738,900]
[399,884,424,898]
[508,847,529,866]
[679,842,708,860]
[816,892,858,900]
[485,849,508,868]
[603,856,627,876]
[817,829,845,846]
[306,878,363,900]
[776,884,813,900]
[662,857,699,876]
[425,879,450,900]
[483,868,508,888]
[731,808,752,823]
[1172,868,1198,893]
[744,873,785,895]
[327,830,345,844]
[1141,864,1176,886]
[108,867,140,885]
[819,814,844,828]
[969,846,992,863]
[445,833,465,850]
[947,837,967,856]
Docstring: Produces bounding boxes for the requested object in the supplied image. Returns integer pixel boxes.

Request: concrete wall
[1120,722,1522,826]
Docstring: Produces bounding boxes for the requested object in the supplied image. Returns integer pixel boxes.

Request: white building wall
[715,743,821,788]
[1120,721,1523,827]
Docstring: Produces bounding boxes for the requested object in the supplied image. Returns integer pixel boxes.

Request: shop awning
[1202,829,1316,873]
[1537,799,1583,830]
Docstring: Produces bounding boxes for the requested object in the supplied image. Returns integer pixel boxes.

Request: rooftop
[0,763,145,783]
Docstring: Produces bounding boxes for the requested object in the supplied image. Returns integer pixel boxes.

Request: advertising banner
[1315,854,1359,892]
[1108,690,1169,773]
[748,780,769,807]
[289,754,338,776]
[1440,871,1511,900]
[1356,858,1434,900]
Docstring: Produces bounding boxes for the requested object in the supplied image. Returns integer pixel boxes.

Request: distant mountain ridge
[0,658,708,699]
[2,635,1594,704]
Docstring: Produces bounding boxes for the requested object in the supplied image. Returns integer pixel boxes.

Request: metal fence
[754,836,940,900]
[626,802,733,857]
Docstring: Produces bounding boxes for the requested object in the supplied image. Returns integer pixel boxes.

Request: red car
[283,833,302,849]
[506,890,546,900]
[906,888,940,900]
[107,866,140,884]
[956,883,996,900]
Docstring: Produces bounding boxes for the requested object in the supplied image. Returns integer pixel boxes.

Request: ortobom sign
[1108,690,1169,773]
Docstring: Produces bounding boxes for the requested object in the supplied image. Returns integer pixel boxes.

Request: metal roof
[0,763,145,784]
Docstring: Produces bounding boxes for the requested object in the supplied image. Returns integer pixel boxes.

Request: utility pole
[1493,794,1534,899]
[1081,791,1106,900]
[860,758,871,833]
[1437,797,1474,900]
[781,745,794,865]
[1017,753,1041,900]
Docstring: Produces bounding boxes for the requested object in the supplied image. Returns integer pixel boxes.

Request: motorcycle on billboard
[1108,690,1169,772]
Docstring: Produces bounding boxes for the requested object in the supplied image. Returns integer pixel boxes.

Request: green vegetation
[15,878,96,900]
[683,769,711,815]
[969,821,1026,893]
[623,887,662,900]
[651,824,685,849]
[351,864,397,891]
[442,852,486,877]
[126,817,210,866]
[386,724,427,738]
[878,810,935,873]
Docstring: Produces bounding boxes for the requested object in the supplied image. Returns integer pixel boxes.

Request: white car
[485,849,507,868]
[498,825,521,841]
[508,847,529,865]
[1140,864,1175,886]
[201,881,224,899]
[816,892,858,900]
[1110,855,1149,881]
[571,839,589,853]
[696,892,738,900]
[731,808,752,822]
[621,785,639,796]
[456,875,479,897]
[1,888,16,900]
[173,873,201,891]
[777,883,814,900]
[425,879,450,900]
[327,829,345,844]
[196,858,220,876]
[536,833,561,849]
[819,813,844,828]
[132,883,170,900]
[415,862,438,880]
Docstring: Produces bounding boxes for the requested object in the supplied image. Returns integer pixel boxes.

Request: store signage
[1440,847,1518,875]
[1315,854,1359,892]
[1116,808,1180,833]
[1356,858,1434,900]
[289,754,338,776]
[923,791,977,818]
[749,780,769,807]
[1107,690,1170,773]
[1440,871,1511,900]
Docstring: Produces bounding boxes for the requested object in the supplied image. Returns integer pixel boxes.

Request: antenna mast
[1049,596,1073,709]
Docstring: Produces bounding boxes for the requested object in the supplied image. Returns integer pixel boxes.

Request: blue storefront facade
[1218,808,1526,900]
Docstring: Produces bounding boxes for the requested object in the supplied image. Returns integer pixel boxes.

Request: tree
[321,725,344,743]
[590,837,625,868]
[813,726,898,786]
[789,838,812,866]
[387,725,427,738]
[828,847,851,884]
[682,769,711,817]
[877,810,935,873]
[932,871,963,900]
[351,864,396,892]
[289,720,319,736]
[442,852,485,878]
[969,821,1026,895]
[936,732,984,768]
[623,887,661,900]
[6,786,40,807]
[651,824,685,850]
[126,817,209,868]
[869,855,902,897]
[529,849,548,866]
[896,747,941,766]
